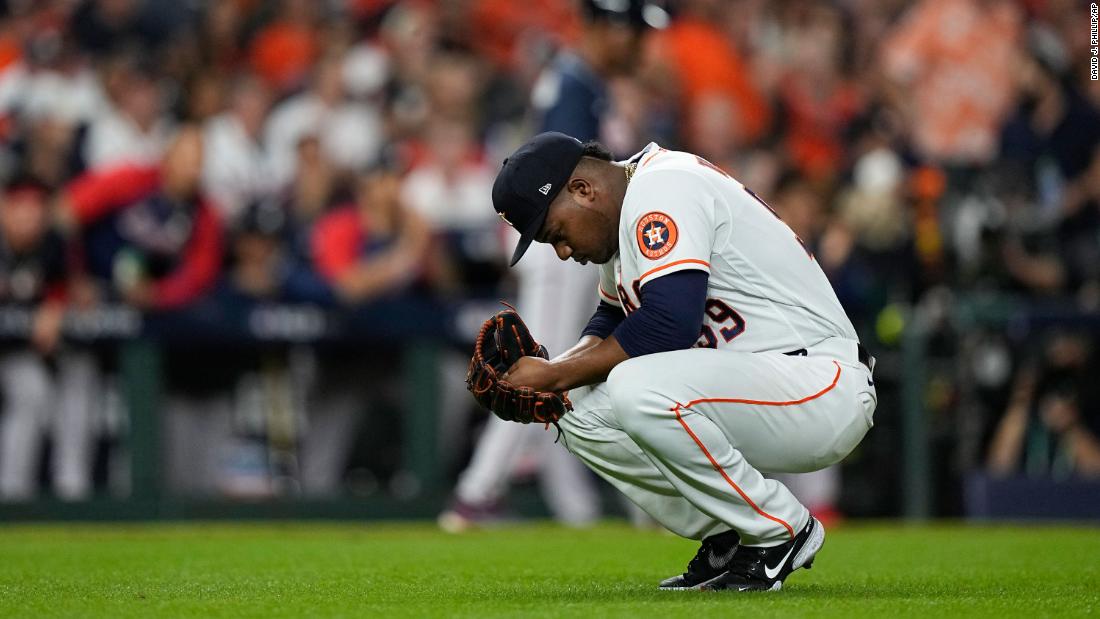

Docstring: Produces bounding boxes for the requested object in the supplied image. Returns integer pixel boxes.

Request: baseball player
[489,132,877,591]
[441,0,663,530]
[0,179,97,501]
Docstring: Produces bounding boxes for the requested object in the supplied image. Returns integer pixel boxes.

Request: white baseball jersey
[597,143,857,354]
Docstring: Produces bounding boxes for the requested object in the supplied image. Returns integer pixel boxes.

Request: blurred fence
[0,296,461,520]
[0,293,1096,522]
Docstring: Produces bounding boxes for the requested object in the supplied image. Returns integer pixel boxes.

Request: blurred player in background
[0,179,89,500]
[439,0,667,531]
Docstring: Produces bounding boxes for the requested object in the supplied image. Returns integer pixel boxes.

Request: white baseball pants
[558,340,876,546]
[0,349,99,501]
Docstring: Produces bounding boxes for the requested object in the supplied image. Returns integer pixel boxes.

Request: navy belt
[784,343,874,373]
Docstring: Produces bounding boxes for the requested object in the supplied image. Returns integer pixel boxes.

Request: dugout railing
[0,293,1095,521]
[0,296,474,521]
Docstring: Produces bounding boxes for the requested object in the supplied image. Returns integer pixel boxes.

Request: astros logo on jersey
[636,211,678,259]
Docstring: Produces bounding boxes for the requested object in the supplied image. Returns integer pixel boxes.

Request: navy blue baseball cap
[492,132,585,266]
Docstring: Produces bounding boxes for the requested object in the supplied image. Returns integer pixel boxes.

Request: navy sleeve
[539,76,602,141]
[581,301,625,339]
[612,270,708,357]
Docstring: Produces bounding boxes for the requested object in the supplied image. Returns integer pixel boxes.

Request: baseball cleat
[697,516,825,592]
[658,529,740,590]
[436,498,510,533]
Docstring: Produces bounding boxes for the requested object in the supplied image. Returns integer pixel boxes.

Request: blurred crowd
[0,0,1097,508]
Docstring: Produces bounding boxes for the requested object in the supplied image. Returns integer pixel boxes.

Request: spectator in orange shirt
[881,0,1022,166]
[645,0,770,150]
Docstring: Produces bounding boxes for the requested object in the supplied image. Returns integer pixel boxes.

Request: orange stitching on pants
[667,361,843,539]
[672,405,795,539]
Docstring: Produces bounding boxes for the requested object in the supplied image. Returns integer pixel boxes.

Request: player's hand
[502,356,561,393]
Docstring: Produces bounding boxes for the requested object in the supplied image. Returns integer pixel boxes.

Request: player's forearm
[548,334,628,392]
[552,334,603,363]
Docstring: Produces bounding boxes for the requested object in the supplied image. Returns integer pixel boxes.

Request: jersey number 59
[695,299,745,348]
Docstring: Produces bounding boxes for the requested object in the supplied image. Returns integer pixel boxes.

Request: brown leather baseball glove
[465,305,572,425]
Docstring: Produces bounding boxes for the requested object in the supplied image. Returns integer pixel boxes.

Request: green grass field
[0,521,1097,618]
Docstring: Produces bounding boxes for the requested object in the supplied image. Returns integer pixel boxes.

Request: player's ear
[567,177,594,205]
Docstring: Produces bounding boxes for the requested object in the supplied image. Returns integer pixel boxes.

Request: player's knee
[606,359,660,425]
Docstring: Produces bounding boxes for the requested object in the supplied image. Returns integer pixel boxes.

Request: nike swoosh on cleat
[763,545,797,579]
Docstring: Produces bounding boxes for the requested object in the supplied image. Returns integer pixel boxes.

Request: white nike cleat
[697,516,825,592]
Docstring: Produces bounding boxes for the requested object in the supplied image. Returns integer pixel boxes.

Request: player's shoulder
[622,146,721,218]
[632,145,700,175]
[628,147,738,195]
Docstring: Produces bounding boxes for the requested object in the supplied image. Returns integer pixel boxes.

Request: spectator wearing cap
[0,179,96,501]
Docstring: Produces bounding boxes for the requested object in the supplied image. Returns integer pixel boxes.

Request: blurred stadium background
[0,0,1097,526]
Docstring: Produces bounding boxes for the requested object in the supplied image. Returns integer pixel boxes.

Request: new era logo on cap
[538,183,552,195]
